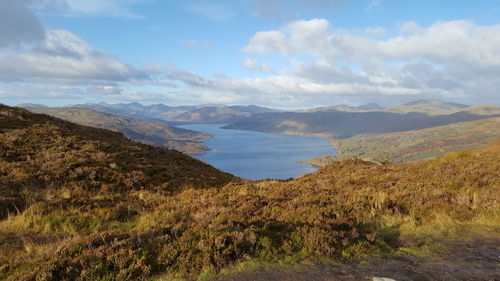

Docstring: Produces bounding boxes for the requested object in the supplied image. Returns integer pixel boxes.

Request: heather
[0,105,498,280]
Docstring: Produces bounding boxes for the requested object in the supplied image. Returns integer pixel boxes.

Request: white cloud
[150,19,500,107]
[244,19,500,65]
[364,26,386,35]
[399,21,422,33]
[0,30,147,82]
[243,58,270,72]
[242,31,289,53]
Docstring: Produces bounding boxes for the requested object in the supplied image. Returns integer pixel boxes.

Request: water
[178,124,337,180]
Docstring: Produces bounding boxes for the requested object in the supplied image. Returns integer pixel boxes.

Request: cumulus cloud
[244,19,500,65]
[151,19,500,107]
[0,30,148,82]
[364,27,386,35]
[0,0,153,105]
[243,58,270,72]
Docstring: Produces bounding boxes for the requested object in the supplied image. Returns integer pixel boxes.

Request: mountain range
[72,102,279,124]
[23,107,211,154]
[224,100,500,137]
[302,116,500,165]
[19,99,500,161]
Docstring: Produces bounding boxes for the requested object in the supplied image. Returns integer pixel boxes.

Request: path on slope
[211,239,499,281]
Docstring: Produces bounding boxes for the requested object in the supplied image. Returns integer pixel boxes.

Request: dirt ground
[210,240,500,281]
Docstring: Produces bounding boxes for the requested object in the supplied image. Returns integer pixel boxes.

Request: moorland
[1,104,499,280]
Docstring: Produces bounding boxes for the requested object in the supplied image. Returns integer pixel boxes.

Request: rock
[373,278,396,281]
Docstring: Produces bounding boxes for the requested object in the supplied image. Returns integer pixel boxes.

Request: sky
[1,0,499,109]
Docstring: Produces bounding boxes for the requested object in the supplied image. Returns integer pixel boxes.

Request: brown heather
[0,105,499,280]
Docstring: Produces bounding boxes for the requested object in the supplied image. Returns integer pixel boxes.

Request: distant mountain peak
[386,99,470,115]
[402,99,468,108]
[357,103,384,110]
[17,103,48,108]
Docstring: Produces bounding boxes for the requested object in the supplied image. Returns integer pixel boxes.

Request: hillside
[302,116,500,166]
[171,106,268,124]
[385,99,469,115]
[305,103,384,113]
[0,105,234,213]
[24,107,211,154]
[0,104,499,280]
[73,102,278,124]
[223,109,500,138]
[463,104,500,115]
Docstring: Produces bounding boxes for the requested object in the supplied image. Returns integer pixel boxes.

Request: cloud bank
[143,19,500,107]
[1,0,499,108]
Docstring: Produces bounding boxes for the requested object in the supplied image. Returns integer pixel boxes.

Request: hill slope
[170,106,257,123]
[385,99,468,115]
[25,107,211,154]
[0,104,498,280]
[0,105,234,214]
[302,116,500,165]
[74,102,279,124]
[223,109,499,138]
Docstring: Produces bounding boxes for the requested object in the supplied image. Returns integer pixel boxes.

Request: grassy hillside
[172,106,252,124]
[463,104,500,115]
[0,105,498,280]
[385,99,468,115]
[73,102,278,124]
[223,109,499,138]
[302,117,500,166]
[305,103,384,113]
[0,105,234,213]
[25,107,211,154]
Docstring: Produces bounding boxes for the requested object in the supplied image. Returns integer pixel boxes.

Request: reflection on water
[178,124,337,180]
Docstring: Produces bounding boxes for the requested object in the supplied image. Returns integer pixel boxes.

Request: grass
[302,117,500,166]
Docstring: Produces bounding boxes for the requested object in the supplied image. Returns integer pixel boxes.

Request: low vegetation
[223,105,500,138]
[0,105,499,280]
[72,102,277,124]
[25,107,211,154]
[302,116,500,165]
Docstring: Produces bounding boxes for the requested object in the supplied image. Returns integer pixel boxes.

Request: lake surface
[178,124,337,180]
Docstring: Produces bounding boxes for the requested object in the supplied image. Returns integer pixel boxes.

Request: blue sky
[1,0,499,108]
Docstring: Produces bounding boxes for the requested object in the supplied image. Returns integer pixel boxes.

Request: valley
[0,104,498,281]
[22,99,500,175]
[2,2,500,280]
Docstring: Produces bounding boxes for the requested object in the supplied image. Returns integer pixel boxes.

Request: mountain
[305,103,384,113]
[385,99,469,115]
[72,102,173,121]
[24,107,211,154]
[223,108,500,138]
[0,104,498,280]
[73,102,279,124]
[462,104,500,115]
[170,105,277,124]
[16,103,48,108]
[302,116,500,165]
[358,102,385,110]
